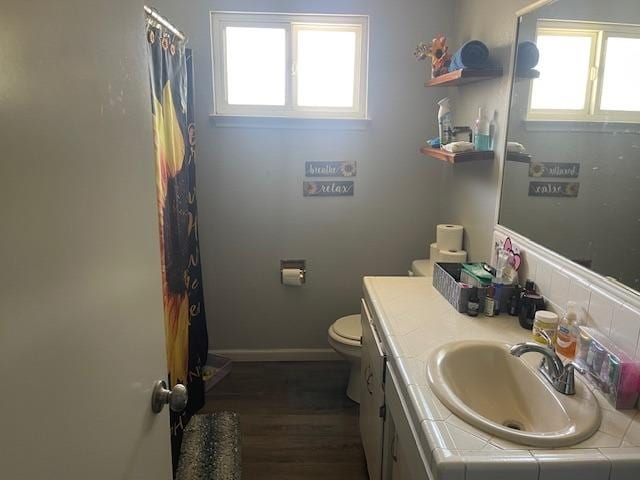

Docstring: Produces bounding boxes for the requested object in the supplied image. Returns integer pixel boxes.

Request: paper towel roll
[436,224,464,252]
[282,268,303,286]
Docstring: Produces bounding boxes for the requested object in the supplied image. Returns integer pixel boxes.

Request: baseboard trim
[209,348,341,362]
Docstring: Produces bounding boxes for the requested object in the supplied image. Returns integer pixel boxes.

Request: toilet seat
[327,314,362,403]
[329,314,361,347]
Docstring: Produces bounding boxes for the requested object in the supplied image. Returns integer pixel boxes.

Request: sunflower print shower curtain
[146,19,208,471]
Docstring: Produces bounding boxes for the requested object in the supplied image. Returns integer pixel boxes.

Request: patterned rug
[176,412,241,480]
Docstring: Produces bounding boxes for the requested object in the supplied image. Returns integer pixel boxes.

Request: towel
[442,141,474,153]
[507,142,526,153]
[449,40,490,71]
[516,41,539,71]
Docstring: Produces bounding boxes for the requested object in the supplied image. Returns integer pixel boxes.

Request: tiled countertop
[363,276,640,480]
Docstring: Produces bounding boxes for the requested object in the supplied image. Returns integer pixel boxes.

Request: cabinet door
[383,413,412,480]
[385,365,430,480]
[390,432,413,480]
[360,304,385,480]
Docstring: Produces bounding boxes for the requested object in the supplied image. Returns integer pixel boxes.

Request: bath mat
[176,412,241,480]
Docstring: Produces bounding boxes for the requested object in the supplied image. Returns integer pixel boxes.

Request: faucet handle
[535,330,557,374]
[555,361,585,395]
[564,361,586,376]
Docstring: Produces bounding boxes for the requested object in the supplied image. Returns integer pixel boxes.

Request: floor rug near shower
[176,412,241,480]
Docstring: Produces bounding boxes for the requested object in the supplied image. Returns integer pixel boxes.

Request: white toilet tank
[409,259,433,277]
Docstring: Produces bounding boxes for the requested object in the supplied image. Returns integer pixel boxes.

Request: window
[527,20,640,123]
[210,12,369,119]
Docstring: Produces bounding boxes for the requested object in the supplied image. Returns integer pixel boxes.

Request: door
[0,1,173,479]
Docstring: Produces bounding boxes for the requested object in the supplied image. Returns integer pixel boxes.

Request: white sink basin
[427,340,601,447]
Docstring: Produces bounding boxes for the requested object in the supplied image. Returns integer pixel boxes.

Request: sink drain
[502,420,524,431]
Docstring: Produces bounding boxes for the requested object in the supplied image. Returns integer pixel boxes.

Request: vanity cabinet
[359,298,386,480]
[360,297,429,480]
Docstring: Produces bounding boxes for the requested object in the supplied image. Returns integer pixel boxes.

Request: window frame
[527,20,640,124]
[210,12,369,120]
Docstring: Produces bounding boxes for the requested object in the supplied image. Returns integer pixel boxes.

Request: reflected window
[600,37,640,112]
[527,21,640,123]
[531,33,595,111]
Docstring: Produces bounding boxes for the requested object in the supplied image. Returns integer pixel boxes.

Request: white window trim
[527,20,640,124]
[210,12,369,120]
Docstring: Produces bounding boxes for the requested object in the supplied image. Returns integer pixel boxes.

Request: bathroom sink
[426,340,601,447]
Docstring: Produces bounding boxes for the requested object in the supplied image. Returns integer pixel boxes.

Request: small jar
[576,329,591,364]
[532,310,558,345]
[467,287,480,317]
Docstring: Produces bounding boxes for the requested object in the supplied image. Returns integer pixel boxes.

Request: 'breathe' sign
[305,161,357,177]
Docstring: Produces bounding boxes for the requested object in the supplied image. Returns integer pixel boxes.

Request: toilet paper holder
[280,259,306,285]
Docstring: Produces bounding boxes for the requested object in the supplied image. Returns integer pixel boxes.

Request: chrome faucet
[509,331,585,395]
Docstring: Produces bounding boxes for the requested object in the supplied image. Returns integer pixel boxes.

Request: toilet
[328,260,431,404]
[409,259,433,277]
[328,314,362,403]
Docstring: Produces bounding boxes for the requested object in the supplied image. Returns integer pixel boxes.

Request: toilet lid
[332,314,361,341]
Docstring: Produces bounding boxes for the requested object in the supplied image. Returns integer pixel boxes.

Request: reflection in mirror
[500,0,640,292]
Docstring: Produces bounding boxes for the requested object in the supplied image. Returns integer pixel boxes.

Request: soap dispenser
[555,301,582,359]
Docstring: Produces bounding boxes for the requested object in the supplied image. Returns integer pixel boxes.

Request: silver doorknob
[151,380,188,414]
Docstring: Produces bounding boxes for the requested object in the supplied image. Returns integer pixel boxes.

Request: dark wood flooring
[201,361,369,480]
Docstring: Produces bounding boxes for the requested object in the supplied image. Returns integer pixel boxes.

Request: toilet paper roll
[436,249,468,263]
[430,243,468,262]
[436,224,464,252]
[282,268,303,286]
[429,242,440,261]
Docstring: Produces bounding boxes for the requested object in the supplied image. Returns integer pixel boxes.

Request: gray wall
[152,0,454,350]
[442,0,532,262]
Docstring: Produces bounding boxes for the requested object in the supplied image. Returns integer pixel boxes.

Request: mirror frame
[494,0,640,298]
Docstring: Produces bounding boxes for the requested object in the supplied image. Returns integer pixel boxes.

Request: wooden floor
[201,361,369,480]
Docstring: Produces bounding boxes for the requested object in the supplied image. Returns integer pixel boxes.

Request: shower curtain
[145,15,208,471]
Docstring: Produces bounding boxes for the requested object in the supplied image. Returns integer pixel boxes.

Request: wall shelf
[506,152,532,163]
[420,146,495,164]
[425,68,503,87]
[516,69,540,80]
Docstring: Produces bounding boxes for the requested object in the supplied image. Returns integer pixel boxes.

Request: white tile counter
[363,276,640,480]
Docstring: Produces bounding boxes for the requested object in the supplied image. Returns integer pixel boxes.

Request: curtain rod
[144,5,186,41]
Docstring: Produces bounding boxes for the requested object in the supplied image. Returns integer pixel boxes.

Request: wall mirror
[500,0,640,293]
